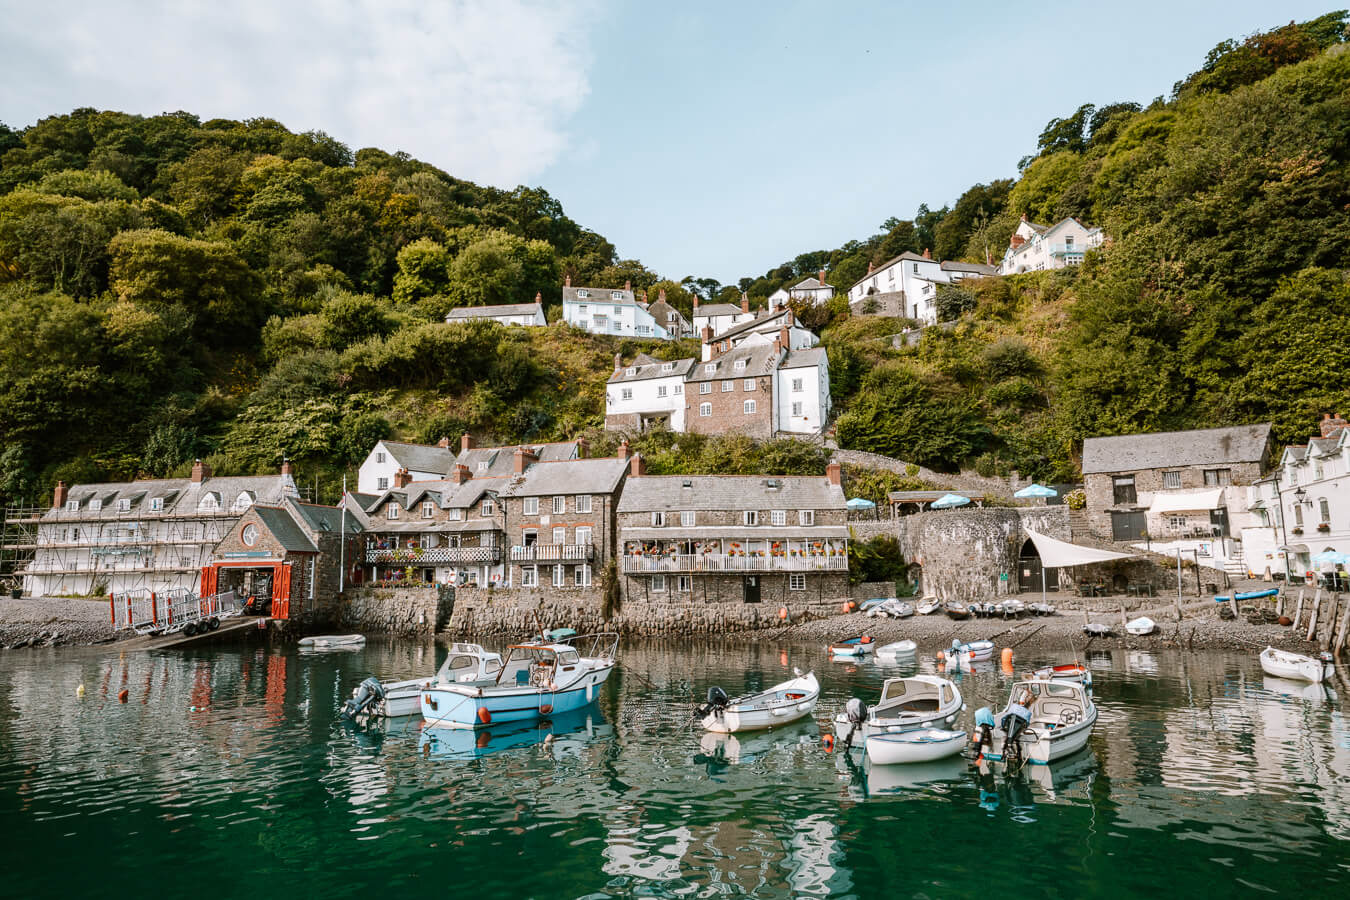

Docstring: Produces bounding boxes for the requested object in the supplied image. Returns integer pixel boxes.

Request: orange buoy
[841,602,851,614]
[848,601,857,611]
[822,734,835,752]
[779,607,788,620]
[936,650,946,662]
[477,706,492,725]
[118,689,129,703]
[1001,647,1014,668]
[780,651,789,666]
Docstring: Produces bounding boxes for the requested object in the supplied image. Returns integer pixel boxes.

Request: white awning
[1025,529,1133,568]
[1148,488,1223,514]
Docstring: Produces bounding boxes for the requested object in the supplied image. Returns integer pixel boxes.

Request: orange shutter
[272,564,292,619]
[200,565,218,597]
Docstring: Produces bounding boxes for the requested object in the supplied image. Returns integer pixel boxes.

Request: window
[1203,469,1232,486]
[743,510,759,526]
[674,384,682,395]
[420,534,437,549]
[799,510,814,526]
[150,498,163,512]
[656,385,667,398]
[792,378,803,392]
[700,383,711,394]
[575,495,592,513]
[704,363,716,374]
[912,263,919,274]
[422,501,436,518]
[744,399,756,414]
[376,452,386,464]
[677,575,692,592]
[1294,505,1304,526]
[651,574,666,591]
[386,503,399,520]
[681,510,695,527]
[477,461,489,472]
[700,403,712,417]
[722,381,734,392]
[553,526,567,545]
[523,529,538,546]
[1065,235,1075,248]
[612,305,622,314]
[734,359,746,371]
[744,378,755,391]
[117,499,131,512]
[612,292,622,301]
[523,497,539,515]
[621,388,633,400]
[575,526,592,545]
[1162,471,1181,489]
[790,574,806,591]
[1167,515,1186,530]
[651,511,666,527]
[1320,498,1331,523]
[636,325,650,335]
[481,499,495,516]
[575,565,592,587]
[791,402,803,416]
[447,508,463,521]
[771,510,786,526]
[553,565,565,588]
[661,362,674,373]
[577,289,589,298]
[553,495,566,514]
[1113,476,1137,505]
[377,477,389,491]
[521,566,538,587]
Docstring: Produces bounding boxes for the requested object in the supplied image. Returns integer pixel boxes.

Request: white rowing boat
[299,634,366,649]
[865,728,967,765]
[698,670,819,733]
[1258,646,1333,683]
[876,640,918,660]
[1125,617,1156,636]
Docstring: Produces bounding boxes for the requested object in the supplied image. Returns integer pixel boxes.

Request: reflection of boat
[299,634,366,650]
[1021,747,1098,802]
[863,755,969,794]
[832,675,963,745]
[1125,617,1156,636]
[1262,674,1335,703]
[420,633,617,728]
[344,643,503,719]
[981,678,1098,765]
[865,728,966,764]
[828,635,875,657]
[697,718,819,764]
[1259,646,1333,683]
[698,669,819,733]
[419,708,612,760]
[876,640,917,660]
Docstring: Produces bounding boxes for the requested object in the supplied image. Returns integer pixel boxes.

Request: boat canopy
[1024,528,1132,568]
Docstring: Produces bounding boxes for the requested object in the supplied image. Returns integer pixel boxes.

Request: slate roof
[445,302,543,320]
[254,505,319,552]
[790,276,829,290]
[1081,424,1273,475]
[716,308,793,344]
[50,474,295,521]
[617,475,845,512]
[563,285,636,305]
[607,356,695,384]
[847,252,936,291]
[779,347,828,370]
[940,260,998,275]
[693,303,744,318]
[455,441,580,477]
[645,300,689,328]
[382,440,458,475]
[686,344,781,383]
[502,457,630,498]
[291,501,363,535]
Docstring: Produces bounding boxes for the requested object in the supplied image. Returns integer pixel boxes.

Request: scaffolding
[0,506,42,593]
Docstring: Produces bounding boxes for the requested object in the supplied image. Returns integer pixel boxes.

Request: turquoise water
[0,640,1346,898]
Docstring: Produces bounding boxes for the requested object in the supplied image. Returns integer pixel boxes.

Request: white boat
[876,640,918,660]
[949,638,994,662]
[1028,663,1092,691]
[828,635,876,657]
[832,675,964,746]
[1125,616,1156,636]
[865,728,967,765]
[999,599,1026,617]
[979,678,1098,765]
[420,633,618,728]
[698,670,820,733]
[1259,646,1333,683]
[344,643,504,719]
[298,634,366,649]
[916,598,941,615]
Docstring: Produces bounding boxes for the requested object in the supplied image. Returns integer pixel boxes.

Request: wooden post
[1324,593,1343,651]
[1174,548,1185,621]
[1276,592,1285,618]
[1229,594,1239,621]
[1119,599,1128,626]
[1294,590,1306,631]
[1305,589,1322,643]
[1334,599,1350,659]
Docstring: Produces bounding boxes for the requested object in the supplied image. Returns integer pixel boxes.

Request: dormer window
[577,289,589,298]
[117,499,131,512]
[422,501,435,518]
[626,367,637,376]
[198,493,219,511]
[233,491,254,511]
[65,500,79,512]
[734,359,746,371]
[89,499,102,511]
[149,498,163,512]
[387,503,399,520]
[661,362,673,373]
[704,363,715,374]
[611,291,623,300]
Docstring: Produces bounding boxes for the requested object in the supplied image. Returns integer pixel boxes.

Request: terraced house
[616,461,849,605]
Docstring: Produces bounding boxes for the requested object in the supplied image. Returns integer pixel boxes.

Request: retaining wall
[314,585,454,635]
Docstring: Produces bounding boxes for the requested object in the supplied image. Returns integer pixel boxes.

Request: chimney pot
[512,446,538,474]
[564,274,571,287]
[617,440,631,461]
[393,467,411,488]
[693,293,700,308]
[818,268,825,285]
[450,464,471,485]
[658,288,666,301]
[1320,412,1349,438]
[740,292,750,314]
[826,461,842,486]
[534,291,542,302]
[460,432,475,453]
[436,436,451,448]
[52,481,67,509]
[280,457,292,477]
[192,459,212,483]
[922,248,931,260]
[630,453,645,478]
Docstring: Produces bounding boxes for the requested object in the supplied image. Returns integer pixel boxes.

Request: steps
[1223,544,1247,578]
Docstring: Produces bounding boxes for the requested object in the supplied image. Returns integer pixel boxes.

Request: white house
[604,353,693,433]
[692,294,756,339]
[644,289,693,339]
[845,251,996,324]
[702,307,818,362]
[445,299,547,327]
[357,439,458,494]
[999,215,1104,275]
[767,270,834,308]
[775,348,831,435]
[562,277,672,340]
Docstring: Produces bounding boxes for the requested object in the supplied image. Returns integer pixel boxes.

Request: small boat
[977,677,1098,765]
[1028,602,1057,616]
[999,599,1026,618]
[697,669,819,733]
[343,643,504,719]
[299,634,366,649]
[970,601,997,618]
[1082,622,1113,637]
[865,728,967,765]
[916,598,941,615]
[420,633,618,728]
[944,602,970,621]
[1125,616,1156,636]
[832,675,964,746]
[1029,663,1093,690]
[864,599,914,619]
[892,601,915,618]
[828,635,875,657]
[876,640,918,660]
[1259,646,1333,683]
[949,638,994,662]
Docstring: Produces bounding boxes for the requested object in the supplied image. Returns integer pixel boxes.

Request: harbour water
[0,640,1346,897]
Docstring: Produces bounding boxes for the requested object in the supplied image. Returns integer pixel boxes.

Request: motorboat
[1028,602,1057,616]
[975,678,1098,765]
[832,675,964,746]
[419,633,618,728]
[298,634,366,649]
[999,599,1026,618]
[864,598,914,619]
[828,635,876,657]
[343,643,504,720]
[876,640,918,660]
[697,669,819,733]
[1259,646,1333,683]
[949,638,994,662]
[1028,663,1093,691]
[1082,622,1113,637]
[944,602,971,621]
[865,728,967,765]
[916,598,941,615]
[1125,616,1156,636]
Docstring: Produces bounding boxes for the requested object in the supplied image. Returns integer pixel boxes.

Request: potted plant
[1292,526,1304,535]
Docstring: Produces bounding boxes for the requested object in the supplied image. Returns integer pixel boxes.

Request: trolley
[109,589,241,636]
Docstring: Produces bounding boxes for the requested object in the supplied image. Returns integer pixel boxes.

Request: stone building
[615,460,849,606]
[605,354,694,433]
[357,433,580,493]
[686,343,781,439]
[1081,424,1273,543]
[691,293,755,339]
[644,289,693,338]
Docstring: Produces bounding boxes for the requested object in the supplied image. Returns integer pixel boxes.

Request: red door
[272,563,292,620]
[199,565,218,598]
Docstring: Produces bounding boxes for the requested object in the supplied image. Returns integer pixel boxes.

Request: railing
[366,546,501,565]
[510,544,596,562]
[621,553,848,574]
[1048,244,1085,257]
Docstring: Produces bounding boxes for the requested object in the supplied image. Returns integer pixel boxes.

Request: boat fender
[477,706,492,725]
[118,689,128,703]
[540,704,554,715]
[822,734,834,752]
[425,695,438,712]
[936,650,946,662]
[1001,648,1014,668]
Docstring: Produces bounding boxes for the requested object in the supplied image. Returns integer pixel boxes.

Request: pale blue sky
[0,1,1338,283]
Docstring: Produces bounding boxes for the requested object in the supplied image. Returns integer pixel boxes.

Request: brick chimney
[513,446,538,474]
[826,461,842,486]
[624,279,631,292]
[1320,413,1349,438]
[701,324,713,343]
[1010,233,1025,250]
[534,291,542,302]
[191,459,211,483]
[867,260,875,275]
[779,324,790,351]
[564,274,571,287]
[785,309,795,326]
[658,288,667,302]
[630,452,645,478]
[436,436,451,448]
[693,293,700,309]
[818,268,826,285]
[461,432,475,453]
[575,437,589,459]
[741,292,750,314]
[449,464,471,485]
[1020,213,1028,222]
[922,248,931,260]
[393,467,411,488]
[52,481,67,509]
[280,458,292,477]
[614,352,623,372]
[617,439,631,461]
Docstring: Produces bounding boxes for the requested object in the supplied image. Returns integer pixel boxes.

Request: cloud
[0,0,596,186]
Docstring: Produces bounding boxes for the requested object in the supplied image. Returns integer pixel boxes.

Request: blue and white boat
[419,633,618,729]
[978,677,1098,765]
[828,635,876,658]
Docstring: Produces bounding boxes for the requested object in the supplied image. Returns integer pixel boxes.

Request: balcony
[621,553,848,574]
[365,546,502,565]
[1048,244,1085,258]
[510,543,596,562]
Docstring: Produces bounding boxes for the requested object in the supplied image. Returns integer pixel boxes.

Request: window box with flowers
[1292,527,1304,535]
[1317,523,1331,532]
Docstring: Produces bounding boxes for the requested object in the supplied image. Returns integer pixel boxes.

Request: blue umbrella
[1311,549,1350,566]
[1014,483,1058,499]
[846,497,876,510]
[930,493,971,509]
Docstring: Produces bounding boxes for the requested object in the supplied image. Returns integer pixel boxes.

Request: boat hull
[703,696,818,733]
[865,729,967,765]
[421,662,614,728]
[1259,647,1330,683]
[984,705,1097,764]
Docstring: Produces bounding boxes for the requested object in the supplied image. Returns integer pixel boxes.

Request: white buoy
[76,684,86,698]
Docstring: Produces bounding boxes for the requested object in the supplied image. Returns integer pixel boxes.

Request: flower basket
[1317,523,1330,532]
[1292,527,1304,535]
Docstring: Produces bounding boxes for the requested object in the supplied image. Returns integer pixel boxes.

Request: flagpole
[339,475,347,593]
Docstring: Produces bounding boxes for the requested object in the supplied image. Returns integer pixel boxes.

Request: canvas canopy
[1014,483,1058,498]
[1148,488,1223,514]
[1024,528,1133,569]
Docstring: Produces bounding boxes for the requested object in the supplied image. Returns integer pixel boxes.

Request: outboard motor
[342,676,386,721]
[971,706,996,757]
[841,697,869,749]
[695,685,729,719]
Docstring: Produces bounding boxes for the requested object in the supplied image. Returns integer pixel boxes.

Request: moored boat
[949,638,994,662]
[299,634,366,649]
[1125,617,1156,636]
[1082,622,1113,637]
[828,635,875,657]
[876,640,918,660]
[697,669,820,733]
[343,643,503,719]
[944,602,971,621]
[865,728,967,765]
[832,675,964,747]
[976,677,1098,765]
[1258,646,1333,683]
[916,598,941,615]
[1028,662,1093,690]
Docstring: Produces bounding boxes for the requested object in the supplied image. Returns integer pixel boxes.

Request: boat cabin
[1007,679,1091,727]
[436,643,503,684]
[875,677,955,716]
[497,643,584,688]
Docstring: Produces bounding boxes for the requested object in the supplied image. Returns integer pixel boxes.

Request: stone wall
[850,291,906,318]
[315,585,455,635]
[831,448,1026,500]
[851,580,897,600]
[1083,461,1263,539]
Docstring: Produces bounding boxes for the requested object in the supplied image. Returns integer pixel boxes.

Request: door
[1110,510,1147,541]
[743,575,760,603]
[1209,508,1229,538]
[272,563,292,620]
[199,565,218,597]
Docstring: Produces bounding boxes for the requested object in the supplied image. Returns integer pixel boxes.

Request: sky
[0,1,1338,283]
